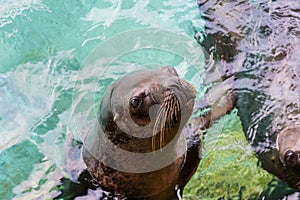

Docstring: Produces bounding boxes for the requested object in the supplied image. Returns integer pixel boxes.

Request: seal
[197,0,300,189]
[82,66,201,199]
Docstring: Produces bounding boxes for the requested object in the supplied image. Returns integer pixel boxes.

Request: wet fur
[198,0,300,189]
[82,66,200,199]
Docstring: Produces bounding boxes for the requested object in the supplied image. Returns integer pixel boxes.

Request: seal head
[278,125,300,170]
[273,124,300,188]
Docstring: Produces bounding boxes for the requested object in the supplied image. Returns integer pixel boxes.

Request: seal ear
[160,66,179,77]
[97,81,117,125]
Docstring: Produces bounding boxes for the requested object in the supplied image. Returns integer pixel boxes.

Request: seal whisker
[156,92,181,150]
[159,105,168,150]
[160,111,165,150]
[152,105,166,151]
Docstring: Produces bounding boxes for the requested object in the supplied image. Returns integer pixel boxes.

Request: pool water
[0,0,298,199]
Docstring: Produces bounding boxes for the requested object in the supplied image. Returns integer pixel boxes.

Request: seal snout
[166,78,196,102]
[178,79,197,99]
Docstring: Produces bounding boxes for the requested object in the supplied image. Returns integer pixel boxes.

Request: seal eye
[130,97,143,109]
[284,150,297,166]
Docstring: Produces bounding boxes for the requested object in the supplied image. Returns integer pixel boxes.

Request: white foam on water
[0,50,77,153]
[0,0,50,28]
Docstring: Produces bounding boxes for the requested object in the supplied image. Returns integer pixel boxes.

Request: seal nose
[284,150,300,169]
[178,79,196,99]
[166,77,196,99]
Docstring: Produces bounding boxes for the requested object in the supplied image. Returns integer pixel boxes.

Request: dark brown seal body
[198,0,300,189]
[83,66,201,199]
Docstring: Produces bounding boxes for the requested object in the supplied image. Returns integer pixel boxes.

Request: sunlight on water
[0,0,45,25]
[1,0,299,199]
[0,0,206,199]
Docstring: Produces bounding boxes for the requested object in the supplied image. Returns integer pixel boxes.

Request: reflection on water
[198,0,300,197]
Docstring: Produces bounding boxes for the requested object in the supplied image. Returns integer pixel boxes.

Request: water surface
[0,0,297,199]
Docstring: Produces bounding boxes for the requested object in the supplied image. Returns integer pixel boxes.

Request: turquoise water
[0,0,205,199]
[1,0,298,199]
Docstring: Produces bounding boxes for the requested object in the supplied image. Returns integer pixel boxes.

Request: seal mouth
[151,77,196,151]
[152,89,181,150]
[155,76,196,148]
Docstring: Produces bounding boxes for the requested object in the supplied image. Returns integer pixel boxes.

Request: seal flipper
[195,76,236,130]
[54,170,99,200]
[178,122,201,189]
